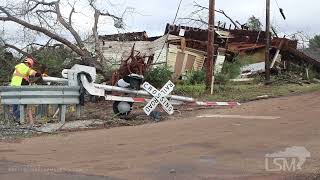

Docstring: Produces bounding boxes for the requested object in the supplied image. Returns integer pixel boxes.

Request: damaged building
[88,23,320,80]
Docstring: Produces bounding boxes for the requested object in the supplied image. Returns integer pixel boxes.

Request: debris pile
[98,24,320,84]
[111,45,151,85]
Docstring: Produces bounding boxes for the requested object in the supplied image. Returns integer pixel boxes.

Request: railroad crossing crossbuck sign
[142,81,175,115]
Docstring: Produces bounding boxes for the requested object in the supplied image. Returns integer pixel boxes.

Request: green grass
[175,84,206,97]
[200,83,320,102]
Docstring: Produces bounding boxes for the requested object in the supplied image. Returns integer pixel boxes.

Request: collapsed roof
[99,31,149,41]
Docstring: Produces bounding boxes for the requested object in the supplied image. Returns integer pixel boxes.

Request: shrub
[33,48,75,77]
[214,73,228,85]
[215,59,244,85]
[221,60,243,79]
[186,70,206,85]
[145,65,172,88]
[0,47,17,84]
[215,56,253,84]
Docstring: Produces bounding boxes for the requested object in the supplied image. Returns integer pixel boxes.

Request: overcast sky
[1,0,319,44]
[106,0,320,38]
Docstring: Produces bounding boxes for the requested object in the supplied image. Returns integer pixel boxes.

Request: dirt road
[1,91,320,180]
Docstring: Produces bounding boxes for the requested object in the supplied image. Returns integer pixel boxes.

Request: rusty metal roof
[283,47,320,69]
[165,24,232,41]
[228,30,267,44]
[99,31,149,41]
[299,48,320,63]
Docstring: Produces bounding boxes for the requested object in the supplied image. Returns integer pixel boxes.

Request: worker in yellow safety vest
[11,58,41,86]
[11,57,42,123]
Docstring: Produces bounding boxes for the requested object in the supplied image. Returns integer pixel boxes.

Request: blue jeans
[13,104,20,119]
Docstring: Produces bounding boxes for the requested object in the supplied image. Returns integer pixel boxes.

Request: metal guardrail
[0,86,81,124]
[0,86,80,105]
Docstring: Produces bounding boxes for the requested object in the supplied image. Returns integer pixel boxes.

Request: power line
[271,0,290,37]
[273,0,286,20]
[172,0,183,24]
[274,0,280,9]
[154,0,183,63]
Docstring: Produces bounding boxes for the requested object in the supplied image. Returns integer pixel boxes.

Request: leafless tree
[0,0,126,76]
[179,1,240,29]
[289,31,311,49]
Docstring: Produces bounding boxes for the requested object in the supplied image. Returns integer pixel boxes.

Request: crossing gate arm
[79,74,241,108]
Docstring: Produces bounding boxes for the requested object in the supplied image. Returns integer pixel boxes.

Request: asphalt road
[1,91,320,180]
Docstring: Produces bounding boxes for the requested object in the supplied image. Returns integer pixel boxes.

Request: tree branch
[54,2,86,50]
[89,0,122,64]
[4,43,32,57]
[35,10,55,29]
[26,38,53,51]
[190,1,239,29]
[68,7,75,25]
[216,9,239,29]
[28,0,58,6]
[0,16,10,21]
[35,9,56,14]
[92,10,106,63]
[25,0,58,15]
[0,6,85,57]
[89,0,122,21]
[67,1,77,25]
[193,2,208,10]
[1,0,111,78]
[100,11,121,20]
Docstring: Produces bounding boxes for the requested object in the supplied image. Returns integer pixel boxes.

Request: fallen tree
[0,0,127,77]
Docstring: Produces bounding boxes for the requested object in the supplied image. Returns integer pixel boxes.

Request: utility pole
[265,0,271,82]
[206,0,215,92]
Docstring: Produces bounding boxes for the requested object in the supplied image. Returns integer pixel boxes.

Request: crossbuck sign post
[142,81,175,115]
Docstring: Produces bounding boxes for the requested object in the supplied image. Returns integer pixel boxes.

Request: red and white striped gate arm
[193,101,241,107]
[105,96,182,105]
[105,95,240,107]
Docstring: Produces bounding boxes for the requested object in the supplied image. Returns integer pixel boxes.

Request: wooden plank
[185,54,196,71]
[174,52,185,78]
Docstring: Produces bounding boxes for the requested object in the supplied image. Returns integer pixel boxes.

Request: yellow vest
[10,63,36,86]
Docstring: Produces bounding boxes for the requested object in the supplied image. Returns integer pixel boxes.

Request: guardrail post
[3,105,8,120]
[59,105,66,123]
[36,105,49,118]
[76,105,81,119]
[19,105,25,124]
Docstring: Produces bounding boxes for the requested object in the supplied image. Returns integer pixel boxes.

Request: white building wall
[97,35,181,68]
[84,34,206,75]
[101,41,152,65]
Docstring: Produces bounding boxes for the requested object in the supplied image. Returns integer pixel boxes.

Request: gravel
[0,124,36,140]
